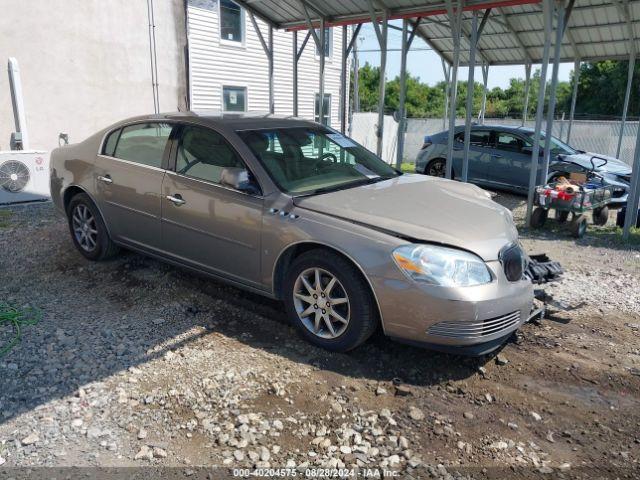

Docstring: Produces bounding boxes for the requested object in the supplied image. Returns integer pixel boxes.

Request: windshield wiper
[295,176,391,197]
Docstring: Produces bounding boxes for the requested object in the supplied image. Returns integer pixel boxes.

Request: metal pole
[462,10,479,183]
[375,12,388,157]
[479,63,489,124]
[617,50,636,159]
[396,19,409,170]
[293,31,298,117]
[340,25,348,133]
[353,40,360,113]
[442,59,450,131]
[541,0,565,181]
[522,63,532,126]
[319,20,326,125]
[525,0,553,226]
[445,0,462,179]
[268,26,274,114]
[623,128,640,239]
[566,58,580,143]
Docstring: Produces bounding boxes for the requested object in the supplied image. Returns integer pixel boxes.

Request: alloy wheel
[72,204,98,252]
[293,267,350,339]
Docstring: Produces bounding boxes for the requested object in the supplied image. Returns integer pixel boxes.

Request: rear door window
[455,130,493,147]
[102,128,121,156]
[113,123,172,168]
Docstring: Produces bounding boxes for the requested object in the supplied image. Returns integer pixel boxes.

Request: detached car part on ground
[416,125,632,208]
[51,112,544,356]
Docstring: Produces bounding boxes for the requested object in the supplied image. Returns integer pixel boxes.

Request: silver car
[50,112,534,355]
[416,125,631,207]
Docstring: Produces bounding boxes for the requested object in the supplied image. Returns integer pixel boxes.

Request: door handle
[97,175,113,184]
[166,194,186,206]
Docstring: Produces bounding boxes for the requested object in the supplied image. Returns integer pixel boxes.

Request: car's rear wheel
[283,250,378,352]
[425,158,447,178]
[67,193,120,261]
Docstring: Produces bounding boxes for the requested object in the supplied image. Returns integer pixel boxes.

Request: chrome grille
[427,311,521,339]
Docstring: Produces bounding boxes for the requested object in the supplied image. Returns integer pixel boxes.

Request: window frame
[314,93,332,126]
[494,131,530,153]
[218,0,245,46]
[99,121,175,171]
[222,85,248,112]
[168,123,263,197]
[454,129,493,148]
[314,27,332,59]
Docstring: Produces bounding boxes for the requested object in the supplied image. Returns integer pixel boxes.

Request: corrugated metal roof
[235,0,640,66]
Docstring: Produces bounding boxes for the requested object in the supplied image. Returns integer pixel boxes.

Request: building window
[223,86,247,112]
[315,28,332,58]
[220,0,244,43]
[314,93,331,126]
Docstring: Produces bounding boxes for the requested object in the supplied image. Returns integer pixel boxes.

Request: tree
[351,60,629,120]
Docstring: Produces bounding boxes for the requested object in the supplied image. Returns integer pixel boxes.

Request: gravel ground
[0,199,639,479]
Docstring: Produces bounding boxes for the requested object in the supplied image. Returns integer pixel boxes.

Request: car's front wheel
[67,193,120,261]
[283,250,378,352]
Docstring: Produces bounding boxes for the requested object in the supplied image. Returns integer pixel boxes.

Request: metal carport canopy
[234,0,640,66]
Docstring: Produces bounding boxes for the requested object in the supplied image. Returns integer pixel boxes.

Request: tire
[531,207,548,229]
[592,206,609,226]
[283,249,378,352]
[555,210,569,223]
[425,158,447,178]
[67,193,120,261]
[570,214,588,238]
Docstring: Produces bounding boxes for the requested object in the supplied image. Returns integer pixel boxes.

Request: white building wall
[0,0,187,152]
[188,1,350,128]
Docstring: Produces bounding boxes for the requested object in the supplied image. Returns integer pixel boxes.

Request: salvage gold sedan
[50,112,534,355]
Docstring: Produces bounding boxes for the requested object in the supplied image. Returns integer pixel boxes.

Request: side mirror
[220,167,260,195]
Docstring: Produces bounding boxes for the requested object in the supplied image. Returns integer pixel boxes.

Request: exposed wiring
[0,303,42,358]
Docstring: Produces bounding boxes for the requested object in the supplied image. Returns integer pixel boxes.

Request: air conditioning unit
[0,150,50,204]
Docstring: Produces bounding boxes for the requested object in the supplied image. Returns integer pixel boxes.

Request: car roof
[133,111,320,131]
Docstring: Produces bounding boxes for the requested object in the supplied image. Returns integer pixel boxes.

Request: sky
[356,22,574,89]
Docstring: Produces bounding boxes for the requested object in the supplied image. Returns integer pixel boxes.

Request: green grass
[0,210,12,229]
[400,162,416,173]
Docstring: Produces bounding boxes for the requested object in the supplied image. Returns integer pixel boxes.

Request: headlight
[392,244,492,287]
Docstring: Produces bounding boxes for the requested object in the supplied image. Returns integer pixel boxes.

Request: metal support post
[367,1,388,157]
[340,24,362,134]
[293,29,312,118]
[462,10,479,183]
[617,0,636,159]
[541,0,565,181]
[522,63,532,126]
[445,0,463,179]
[479,63,489,124]
[623,129,640,239]
[319,20,326,124]
[525,0,553,226]
[566,58,580,143]
[441,59,451,131]
[395,18,419,170]
[250,13,274,114]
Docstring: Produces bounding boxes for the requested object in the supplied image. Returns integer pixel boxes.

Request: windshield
[526,132,577,155]
[237,127,399,195]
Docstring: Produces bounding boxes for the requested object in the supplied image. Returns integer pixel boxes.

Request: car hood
[293,174,518,261]
[555,152,631,176]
